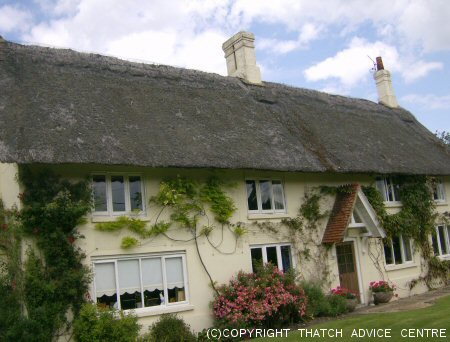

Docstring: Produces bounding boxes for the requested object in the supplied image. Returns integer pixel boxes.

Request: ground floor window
[384,235,413,265]
[432,224,450,257]
[250,244,292,272]
[93,253,187,310]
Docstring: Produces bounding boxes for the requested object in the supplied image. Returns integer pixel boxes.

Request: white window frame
[376,176,401,203]
[92,173,146,216]
[431,179,446,203]
[250,243,293,272]
[432,225,450,257]
[245,179,287,214]
[384,234,414,266]
[92,253,189,313]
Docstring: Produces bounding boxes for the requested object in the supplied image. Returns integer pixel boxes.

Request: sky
[1,0,449,134]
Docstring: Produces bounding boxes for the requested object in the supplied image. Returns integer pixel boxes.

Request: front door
[336,242,359,299]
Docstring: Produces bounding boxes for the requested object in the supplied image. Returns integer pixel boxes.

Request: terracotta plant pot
[346,298,358,312]
[373,291,393,305]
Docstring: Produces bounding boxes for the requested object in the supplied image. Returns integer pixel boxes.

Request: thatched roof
[1,38,449,174]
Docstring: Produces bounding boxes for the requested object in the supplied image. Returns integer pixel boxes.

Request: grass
[254,295,450,341]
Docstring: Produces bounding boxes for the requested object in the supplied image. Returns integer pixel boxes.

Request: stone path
[353,285,450,314]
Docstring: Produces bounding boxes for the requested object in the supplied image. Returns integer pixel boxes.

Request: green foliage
[299,193,324,223]
[435,130,450,146]
[121,236,139,249]
[96,216,148,238]
[73,303,141,342]
[140,314,196,342]
[0,166,93,341]
[301,281,348,318]
[200,177,236,224]
[232,224,246,237]
[149,222,171,236]
[363,176,446,287]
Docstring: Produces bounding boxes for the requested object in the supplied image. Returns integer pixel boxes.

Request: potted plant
[369,281,396,304]
[331,286,358,312]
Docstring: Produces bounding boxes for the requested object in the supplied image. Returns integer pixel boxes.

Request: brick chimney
[373,57,398,108]
[222,31,262,85]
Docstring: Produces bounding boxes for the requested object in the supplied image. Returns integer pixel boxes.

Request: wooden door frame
[336,238,365,304]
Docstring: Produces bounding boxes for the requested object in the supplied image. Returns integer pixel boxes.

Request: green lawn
[254,295,450,341]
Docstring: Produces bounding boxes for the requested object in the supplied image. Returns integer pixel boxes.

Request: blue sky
[1,0,449,134]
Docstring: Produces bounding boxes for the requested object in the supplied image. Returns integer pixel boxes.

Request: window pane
[392,236,402,264]
[432,231,440,255]
[376,178,387,201]
[111,176,125,211]
[272,181,285,210]
[94,262,117,309]
[129,176,143,211]
[280,245,291,272]
[438,226,448,255]
[251,248,263,272]
[118,259,141,309]
[402,237,412,261]
[447,226,450,254]
[165,257,185,303]
[266,246,278,267]
[384,240,393,264]
[260,180,273,210]
[93,175,107,211]
[141,258,163,307]
[392,177,401,201]
[246,181,258,211]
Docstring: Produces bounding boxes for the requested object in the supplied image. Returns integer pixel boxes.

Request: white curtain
[141,258,163,292]
[117,259,140,295]
[94,262,116,297]
[165,257,184,289]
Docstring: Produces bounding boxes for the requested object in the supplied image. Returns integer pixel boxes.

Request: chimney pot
[222,31,262,84]
[376,56,384,71]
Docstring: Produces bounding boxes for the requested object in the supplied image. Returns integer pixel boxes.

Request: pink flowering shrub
[330,286,357,299]
[212,264,307,329]
[369,280,396,293]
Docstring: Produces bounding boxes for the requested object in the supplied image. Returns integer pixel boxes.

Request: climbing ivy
[0,166,92,341]
[363,175,449,288]
[95,175,239,294]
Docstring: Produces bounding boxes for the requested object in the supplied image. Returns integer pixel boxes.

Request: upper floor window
[432,225,450,257]
[93,174,144,215]
[246,180,286,214]
[384,235,413,266]
[376,176,401,202]
[431,179,446,203]
[250,244,292,273]
[93,253,188,311]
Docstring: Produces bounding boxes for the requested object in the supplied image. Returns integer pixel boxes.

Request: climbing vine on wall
[0,166,92,341]
[363,176,449,288]
[95,176,241,294]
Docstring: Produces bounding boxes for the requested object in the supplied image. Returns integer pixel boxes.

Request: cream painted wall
[0,163,20,209]
[19,165,450,333]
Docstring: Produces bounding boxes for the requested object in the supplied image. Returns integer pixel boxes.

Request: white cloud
[304,38,400,89]
[304,37,442,92]
[0,5,32,33]
[401,94,450,110]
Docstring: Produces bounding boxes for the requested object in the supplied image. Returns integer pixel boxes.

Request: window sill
[385,262,417,271]
[127,304,194,318]
[383,201,402,208]
[434,201,448,207]
[438,254,450,260]
[247,213,290,220]
[91,214,150,223]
